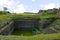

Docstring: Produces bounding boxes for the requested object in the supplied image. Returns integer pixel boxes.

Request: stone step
[0,18,13,29]
[0,21,13,33]
[50,27,59,32]
[42,27,58,34]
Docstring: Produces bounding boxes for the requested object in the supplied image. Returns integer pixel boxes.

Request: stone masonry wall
[14,19,39,30]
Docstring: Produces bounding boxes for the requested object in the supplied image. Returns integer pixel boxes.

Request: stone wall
[14,18,55,30]
[14,19,39,30]
[39,18,56,28]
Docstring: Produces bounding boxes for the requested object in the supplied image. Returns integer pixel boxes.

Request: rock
[7,18,12,23]
[35,30,40,34]
[4,21,8,25]
[53,24,59,28]
[33,28,40,34]
[1,22,5,27]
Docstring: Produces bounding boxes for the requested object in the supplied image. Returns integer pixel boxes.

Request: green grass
[0,15,10,23]
[0,33,60,40]
[12,13,55,20]
[0,13,55,23]
[0,14,14,23]
[12,29,35,36]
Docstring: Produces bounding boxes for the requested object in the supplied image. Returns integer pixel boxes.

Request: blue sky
[0,0,60,13]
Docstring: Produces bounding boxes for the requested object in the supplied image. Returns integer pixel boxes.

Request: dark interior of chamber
[12,19,40,36]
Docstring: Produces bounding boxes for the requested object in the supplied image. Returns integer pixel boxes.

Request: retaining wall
[14,19,39,30]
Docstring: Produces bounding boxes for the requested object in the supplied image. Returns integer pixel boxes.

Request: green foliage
[12,13,40,20]
[38,8,58,16]
[0,11,10,15]
[0,13,55,23]
[12,29,34,36]
[0,11,3,15]
[0,7,11,15]
[0,14,13,23]
[0,33,60,40]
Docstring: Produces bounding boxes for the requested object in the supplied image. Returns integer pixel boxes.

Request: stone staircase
[42,19,60,34]
[0,18,14,35]
[0,18,12,29]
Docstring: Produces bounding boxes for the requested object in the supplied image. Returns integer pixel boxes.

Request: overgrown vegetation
[12,29,34,36]
[0,8,60,40]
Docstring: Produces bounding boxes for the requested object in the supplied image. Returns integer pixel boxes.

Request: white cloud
[40,3,58,10]
[0,0,11,5]
[14,4,25,13]
[0,0,37,13]
[32,10,38,13]
[0,0,14,7]
[44,3,56,10]
[0,0,17,11]
[27,10,38,13]
[32,0,36,2]
[0,0,26,13]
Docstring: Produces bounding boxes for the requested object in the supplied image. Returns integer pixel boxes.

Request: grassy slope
[0,15,9,23]
[0,13,55,23]
[0,14,13,23]
[0,33,60,40]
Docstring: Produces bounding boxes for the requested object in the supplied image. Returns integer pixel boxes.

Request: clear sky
[0,0,60,13]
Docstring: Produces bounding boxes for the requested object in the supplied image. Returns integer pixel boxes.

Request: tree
[0,11,3,15]
[3,7,10,14]
[3,7,8,11]
[3,7,8,14]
